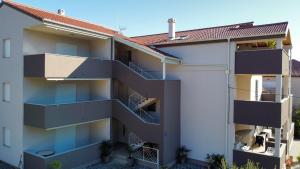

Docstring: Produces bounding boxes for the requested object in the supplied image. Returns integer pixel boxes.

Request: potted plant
[50,160,62,169]
[127,144,137,167]
[100,140,113,163]
[206,153,225,169]
[176,146,190,164]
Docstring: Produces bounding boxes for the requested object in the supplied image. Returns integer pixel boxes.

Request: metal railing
[128,92,155,123]
[132,146,159,166]
[129,62,160,79]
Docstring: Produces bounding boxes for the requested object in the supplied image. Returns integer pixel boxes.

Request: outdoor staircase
[128,91,158,124]
[129,62,160,80]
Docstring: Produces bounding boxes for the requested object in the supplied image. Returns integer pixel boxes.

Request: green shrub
[238,160,261,169]
[50,160,62,169]
[293,109,300,138]
[297,155,300,163]
[206,153,225,169]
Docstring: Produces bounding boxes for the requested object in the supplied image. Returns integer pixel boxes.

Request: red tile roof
[132,22,288,46]
[2,0,118,36]
[292,59,300,77]
[1,0,178,58]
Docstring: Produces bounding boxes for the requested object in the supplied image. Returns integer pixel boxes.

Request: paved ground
[0,161,17,169]
[291,139,300,169]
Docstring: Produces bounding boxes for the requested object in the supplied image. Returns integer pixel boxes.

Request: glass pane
[3,39,11,58]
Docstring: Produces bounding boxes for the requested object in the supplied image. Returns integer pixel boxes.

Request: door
[55,84,77,152]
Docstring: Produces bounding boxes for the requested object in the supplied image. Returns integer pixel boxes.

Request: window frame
[3,82,11,102]
[2,127,11,148]
[3,39,11,58]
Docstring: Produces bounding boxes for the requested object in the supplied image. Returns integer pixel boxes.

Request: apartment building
[0,1,294,169]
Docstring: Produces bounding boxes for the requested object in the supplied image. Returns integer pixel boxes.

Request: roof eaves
[42,19,113,38]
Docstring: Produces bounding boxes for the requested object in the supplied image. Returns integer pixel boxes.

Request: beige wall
[23,30,91,57]
[132,49,162,77]
[23,78,111,104]
[236,75,263,101]
[23,29,112,60]
[0,5,41,166]
[90,39,111,60]
[24,120,111,154]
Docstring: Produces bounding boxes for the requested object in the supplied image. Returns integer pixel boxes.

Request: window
[3,127,11,147]
[3,82,11,102]
[3,39,11,58]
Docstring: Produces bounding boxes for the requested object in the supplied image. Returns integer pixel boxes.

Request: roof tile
[132,22,288,46]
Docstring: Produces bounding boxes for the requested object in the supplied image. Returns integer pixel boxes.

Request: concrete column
[275,128,281,157]
[111,38,115,60]
[162,62,166,79]
[282,121,288,140]
[283,76,289,99]
[275,75,282,102]
[276,39,283,49]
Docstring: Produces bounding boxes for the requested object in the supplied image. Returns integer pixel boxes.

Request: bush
[50,160,62,169]
[297,155,300,163]
[100,140,113,163]
[293,109,300,138]
[208,158,262,169]
[206,154,225,169]
[176,146,190,164]
[238,160,261,169]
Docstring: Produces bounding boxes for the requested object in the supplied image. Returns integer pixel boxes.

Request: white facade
[159,43,229,161]
[291,77,300,108]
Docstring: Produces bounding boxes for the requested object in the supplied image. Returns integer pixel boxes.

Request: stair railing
[129,62,159,79]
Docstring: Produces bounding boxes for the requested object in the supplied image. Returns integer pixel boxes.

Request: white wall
[291,77,300,109]
[160,43,228,161]
[0,5,41,166]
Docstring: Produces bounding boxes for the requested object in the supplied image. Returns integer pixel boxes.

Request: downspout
[225,38,231,161]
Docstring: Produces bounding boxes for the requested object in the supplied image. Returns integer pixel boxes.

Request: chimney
[168,18,176,40]
[57,9,65,16]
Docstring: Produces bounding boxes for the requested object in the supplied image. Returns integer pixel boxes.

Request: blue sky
[9,0,300,60]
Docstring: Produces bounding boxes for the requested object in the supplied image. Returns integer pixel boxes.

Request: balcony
[234,97,289,128]
[233,143,286,169]
[24,53,112,79]
[24,100,111,129]
[235,49,289,75]
[24,141,101,169]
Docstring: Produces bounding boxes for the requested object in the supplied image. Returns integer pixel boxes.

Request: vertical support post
[283,76,289,99]
[142,147,145,161]
[111,38,115,60]
[276,39,283,49]
[157,149,159,169]
[162,62,166,80]
[275,75,282,102]
[275,128,281,157]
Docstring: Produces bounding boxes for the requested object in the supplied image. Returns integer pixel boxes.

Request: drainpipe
[162,60,166,80]
[225,38,231,162]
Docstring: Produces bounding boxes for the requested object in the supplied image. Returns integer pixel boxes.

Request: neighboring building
[0,1,294,169]
[292,59,300,109]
